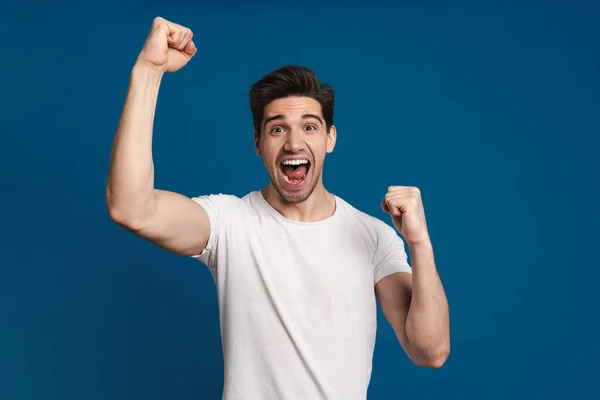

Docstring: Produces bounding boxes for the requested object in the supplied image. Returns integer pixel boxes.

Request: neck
[261,183,336,223]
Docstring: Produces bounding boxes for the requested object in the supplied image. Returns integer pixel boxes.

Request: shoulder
[336,195,397,239]
[336,196,410,278]
[190,191,262,222]
[191,191,257,210]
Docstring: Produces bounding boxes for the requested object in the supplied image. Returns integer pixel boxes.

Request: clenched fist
[382,186,430,246]
[137,17,197,73]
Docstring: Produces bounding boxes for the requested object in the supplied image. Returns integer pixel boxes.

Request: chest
[220,219,377,310]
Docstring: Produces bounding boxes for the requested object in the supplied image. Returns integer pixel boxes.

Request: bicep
[125,189,211,256]
[375,271,413,356]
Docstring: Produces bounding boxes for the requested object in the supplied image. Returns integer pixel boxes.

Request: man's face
[255,96,336,204]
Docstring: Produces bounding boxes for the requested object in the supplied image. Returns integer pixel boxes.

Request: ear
[254,131,261,157]
[326,125,337,154]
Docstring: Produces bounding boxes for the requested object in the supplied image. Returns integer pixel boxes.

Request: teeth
[282,159,309,166]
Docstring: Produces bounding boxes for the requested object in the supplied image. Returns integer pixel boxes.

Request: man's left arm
[375,186,450,368]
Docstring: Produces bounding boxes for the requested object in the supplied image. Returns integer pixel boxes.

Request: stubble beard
[268,164,321,204]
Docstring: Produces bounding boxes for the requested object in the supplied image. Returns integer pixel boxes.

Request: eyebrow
[263,114,324,129]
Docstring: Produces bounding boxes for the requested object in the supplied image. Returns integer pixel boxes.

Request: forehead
[264,96,323,119]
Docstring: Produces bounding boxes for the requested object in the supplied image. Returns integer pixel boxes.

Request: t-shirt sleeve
[188,193,239,270]
[373,223,412,284]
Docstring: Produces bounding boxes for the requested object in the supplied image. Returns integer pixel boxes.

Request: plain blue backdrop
[1,0,599,399]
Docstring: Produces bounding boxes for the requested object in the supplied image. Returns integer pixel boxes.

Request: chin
[271,159,319,204]
[276,184,317,203]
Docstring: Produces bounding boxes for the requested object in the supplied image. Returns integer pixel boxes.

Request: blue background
[1,0,599,399]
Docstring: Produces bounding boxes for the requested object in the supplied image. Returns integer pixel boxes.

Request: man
[106,17,450,400]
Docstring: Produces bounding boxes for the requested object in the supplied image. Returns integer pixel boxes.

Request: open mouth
[279,158,311,188]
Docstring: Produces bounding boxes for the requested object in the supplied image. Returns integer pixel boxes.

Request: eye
[305,124,317,131]
[271,126,284,134]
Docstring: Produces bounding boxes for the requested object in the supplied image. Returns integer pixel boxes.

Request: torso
[194,191,408,400]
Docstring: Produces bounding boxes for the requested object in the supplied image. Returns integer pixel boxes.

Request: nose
[283,128,305,153]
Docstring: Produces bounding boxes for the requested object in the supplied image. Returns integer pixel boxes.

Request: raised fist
[137,17,197,73]
[382,186,430,246]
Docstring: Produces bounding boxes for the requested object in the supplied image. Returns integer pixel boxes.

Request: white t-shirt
[191,190,412,400]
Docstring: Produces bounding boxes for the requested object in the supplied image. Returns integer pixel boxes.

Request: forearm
[106,62,164,223]
[405,239,450,366]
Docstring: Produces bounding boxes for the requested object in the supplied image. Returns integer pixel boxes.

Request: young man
[106,17,450,400]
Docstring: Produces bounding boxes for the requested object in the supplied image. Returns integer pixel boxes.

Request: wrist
[408,236,433,251]
[131,59,165,83]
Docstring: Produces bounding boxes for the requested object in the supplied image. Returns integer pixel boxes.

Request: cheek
[261,145,280,167]
[312,138,329,159]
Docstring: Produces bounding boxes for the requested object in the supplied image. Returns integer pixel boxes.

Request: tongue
[282,165,308,181]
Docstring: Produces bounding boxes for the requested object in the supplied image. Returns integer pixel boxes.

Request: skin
[106,16,450,372]
[255,96,337,222]
[378,187,450,367]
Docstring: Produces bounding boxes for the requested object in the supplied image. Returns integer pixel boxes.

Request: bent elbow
[413,345,450,369]
[108,209,147,232]
[106,202,145,231]
[106,197,128,226]
[423,353,449,369]
[105,190,152,231]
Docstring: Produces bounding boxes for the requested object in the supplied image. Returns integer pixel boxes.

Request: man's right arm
[105,18,208,257]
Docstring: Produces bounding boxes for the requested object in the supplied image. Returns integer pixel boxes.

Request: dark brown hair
[249,65,334,137]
